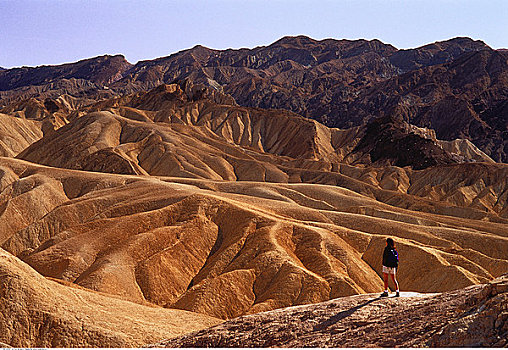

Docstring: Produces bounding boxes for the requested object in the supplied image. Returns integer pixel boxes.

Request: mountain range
[0,36,507,347]
[1,35,507,162]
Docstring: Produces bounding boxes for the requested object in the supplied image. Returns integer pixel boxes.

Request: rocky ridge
[154,274,508,347]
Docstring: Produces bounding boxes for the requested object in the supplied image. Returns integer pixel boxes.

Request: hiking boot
[395,291,400,297]
[380,291,389,297]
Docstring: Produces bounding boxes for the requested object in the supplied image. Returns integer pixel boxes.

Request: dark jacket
[383,246,399,268]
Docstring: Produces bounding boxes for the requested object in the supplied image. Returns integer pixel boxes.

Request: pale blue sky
[1,0,507,68]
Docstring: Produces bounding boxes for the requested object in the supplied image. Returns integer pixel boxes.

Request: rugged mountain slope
[107,36,498,161]
[0,55,131,103]
[13,83,506,219]
[14,82,504,213]
[0,55,131,90]
[111,36,488,115]
[389,36,492,73]
[0,36,487,101]
[341,49,508,162]
[155,274,508,347]
[2,36,503,161]
[0,248,220,348]
[0,157,507,322]
[109,37,507,163]
[110,36,399,103]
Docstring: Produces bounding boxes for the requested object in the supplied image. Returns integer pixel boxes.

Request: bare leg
[390,274,399,291]
[383,272,389,290]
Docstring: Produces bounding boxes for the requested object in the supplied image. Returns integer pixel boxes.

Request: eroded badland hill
[0,36,507,347]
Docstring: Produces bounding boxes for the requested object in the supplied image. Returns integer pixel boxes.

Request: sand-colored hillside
[17,83,492,176]
[0,157,506,322]
[1,39,507,348]
[16,83,355,179]
[0,248,220,348]
[13,84,508,220]
[0,113,42,157]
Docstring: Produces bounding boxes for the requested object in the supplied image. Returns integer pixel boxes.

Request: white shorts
[383,266,397,275]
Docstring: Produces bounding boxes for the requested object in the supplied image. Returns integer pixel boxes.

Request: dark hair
[386,238,394,247]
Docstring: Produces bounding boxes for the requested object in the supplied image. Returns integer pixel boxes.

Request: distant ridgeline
[0,35,507,162]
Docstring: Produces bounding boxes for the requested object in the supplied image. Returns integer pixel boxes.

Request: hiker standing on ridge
[381,237,400,297]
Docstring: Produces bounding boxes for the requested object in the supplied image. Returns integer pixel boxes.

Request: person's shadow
[313,297,382,331]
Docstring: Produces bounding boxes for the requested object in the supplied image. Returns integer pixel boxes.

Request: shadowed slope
[341,49,508,162]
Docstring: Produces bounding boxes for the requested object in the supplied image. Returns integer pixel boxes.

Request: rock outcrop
[153,274,508,348]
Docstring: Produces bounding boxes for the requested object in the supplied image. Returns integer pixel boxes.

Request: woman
[381,237,400,297]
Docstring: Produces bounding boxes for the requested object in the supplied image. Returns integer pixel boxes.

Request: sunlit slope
[0,158,506,320]
[15,84,507,219]
[0,248,220,348]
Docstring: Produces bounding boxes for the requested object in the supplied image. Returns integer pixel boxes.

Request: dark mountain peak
[15,54,130,70]
[0,53,132,92]
[389,36,492,73]
[270,35,393,49]
[271,35,319,47]
[68,54,132,84]
[269,35,395,55]
[254,35,397,70]
[190,44,207,49]
[138,44,217,68]
[186,44,216,55]
[78,53,129,63]
[434,36,490,49]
